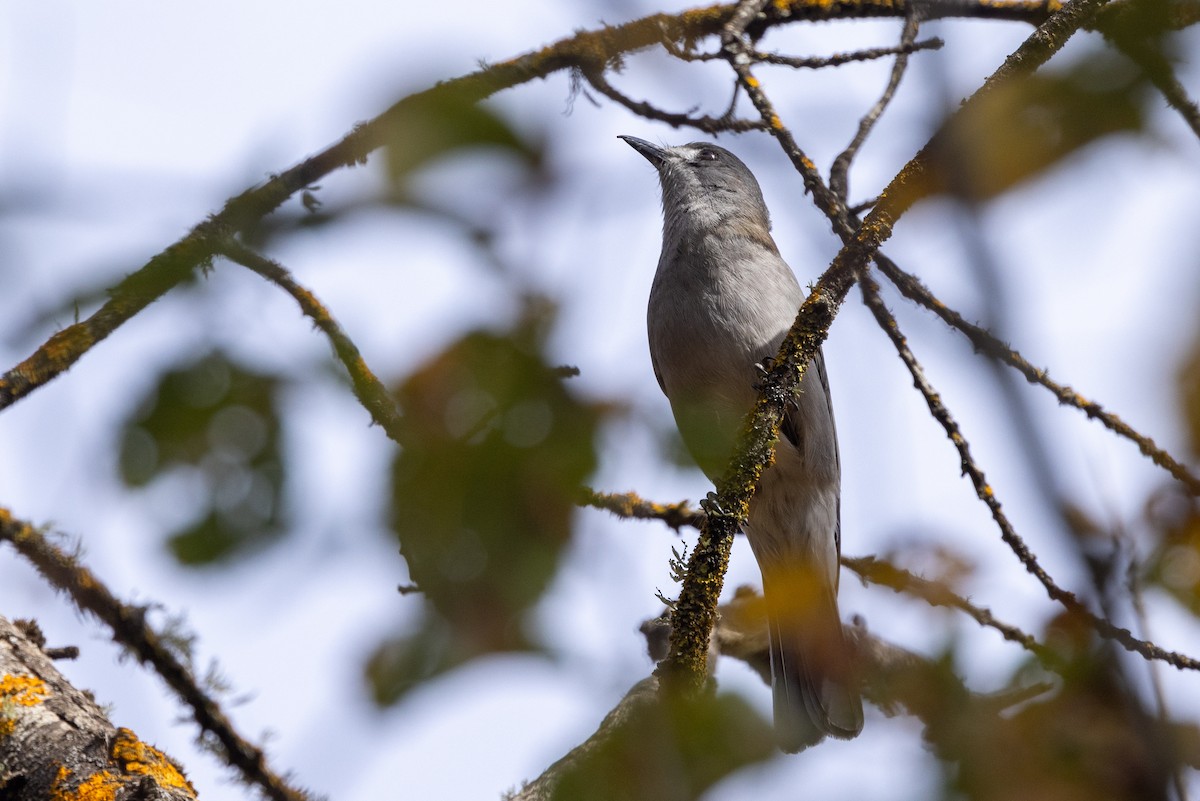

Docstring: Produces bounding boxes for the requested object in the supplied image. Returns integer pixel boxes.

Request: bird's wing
[650,350,667,395]
[779,347,841,560]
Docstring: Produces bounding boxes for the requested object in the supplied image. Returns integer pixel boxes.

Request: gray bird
[621,135,863,751]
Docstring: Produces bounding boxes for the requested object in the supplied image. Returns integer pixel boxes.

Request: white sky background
[1,2,1199,799]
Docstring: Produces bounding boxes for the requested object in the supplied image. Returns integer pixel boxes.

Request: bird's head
[619,135,772,237]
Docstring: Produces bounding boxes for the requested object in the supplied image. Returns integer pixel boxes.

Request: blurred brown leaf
[926,52,1146,201]
[547,682,774,801]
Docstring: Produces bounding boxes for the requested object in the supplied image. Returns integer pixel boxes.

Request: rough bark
[0,616,196,801]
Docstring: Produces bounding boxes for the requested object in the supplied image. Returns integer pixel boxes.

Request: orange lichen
[0,674,48,706]
[110,727,195,793]
[48,729,195,800]
[41,325,95,370]
[57,770,124,801]
[0,673,49,736]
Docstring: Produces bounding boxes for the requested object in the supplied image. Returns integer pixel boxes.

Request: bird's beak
[619,135,667,166]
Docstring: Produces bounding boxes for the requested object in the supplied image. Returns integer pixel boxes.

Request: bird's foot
[752,355,777,390]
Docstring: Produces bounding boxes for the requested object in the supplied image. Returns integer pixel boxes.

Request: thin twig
[873,256,1200,495]
[662,34,942,68]
[762,38,943,69]
[830,13,922,201]
[578,488,1057,667]
[580,488,705,531]
[859,275,1200,671]
[0,509,311,801]
[841,555,1061,666]
[216,240,405,445]
[577,65,764,133]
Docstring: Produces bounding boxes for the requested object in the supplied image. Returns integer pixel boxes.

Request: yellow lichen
[111,727,195,793]
[47,728,195,800]
[51,764,124,801]
[67,772,124,801]
[0,674,49,706]
[42,325,95,370]
[0,673,49,735]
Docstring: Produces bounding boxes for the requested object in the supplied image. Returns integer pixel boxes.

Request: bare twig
[0,509,310,801]
[858,275,1200,671]
[841,554,1060,666]
[663,35,942,67]
[217,240,405,445]
[873,256,1200,495]
[830,12,922,201]
[577,65,765,133]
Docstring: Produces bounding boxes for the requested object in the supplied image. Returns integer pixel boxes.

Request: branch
[0,616,198,801]
[872,256,1200,495]
[0,0,1072,414]
[584,487,1058,668]
[579,488,704,530]
[858,275,1200,671]
[841,554,1060,666]
[217,240,405,444]
[0,509,312,801]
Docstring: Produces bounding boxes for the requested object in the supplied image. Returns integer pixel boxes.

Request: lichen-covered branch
[873,256,1200,495]
[0,0,1071,414]
[579,488,704,530]
[218,240,405,445]
[584,488,1060,668]
[0,510,312,801]
[0,616,198,801]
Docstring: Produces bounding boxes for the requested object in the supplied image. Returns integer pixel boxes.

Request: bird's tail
[764,575,863,752]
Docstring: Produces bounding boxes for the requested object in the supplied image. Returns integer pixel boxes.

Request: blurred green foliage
[118,351,285,564]
[382,84,541,186]
[549,687,774,801]
[927,618,1175,801]
[368,301,603,703]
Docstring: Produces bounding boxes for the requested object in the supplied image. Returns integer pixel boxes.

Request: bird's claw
[699,491,725,517]
[752,355,776,391]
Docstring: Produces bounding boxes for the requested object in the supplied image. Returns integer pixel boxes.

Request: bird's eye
[697,148,719,162]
